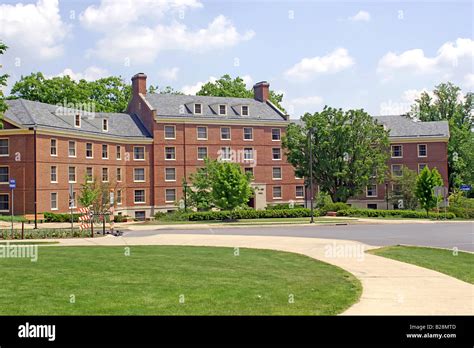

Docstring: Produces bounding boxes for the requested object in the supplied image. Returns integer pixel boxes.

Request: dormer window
[219,104,227,115]
[194,103,202,115]
[102,119,108,132]
[241,105,249,116]
[75,114,81,128]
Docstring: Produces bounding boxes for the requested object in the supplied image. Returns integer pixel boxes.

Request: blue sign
[9,179,16,189]
[460,184,472,191]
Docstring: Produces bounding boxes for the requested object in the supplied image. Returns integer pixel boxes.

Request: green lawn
[368,245,474,284]
[0,245,361,315]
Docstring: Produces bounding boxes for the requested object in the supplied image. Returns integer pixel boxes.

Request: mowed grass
[368,245,474,284]
[0,245,361,315]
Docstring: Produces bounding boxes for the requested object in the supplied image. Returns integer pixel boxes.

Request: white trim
[133,168,146,182]
[0,138,10,157]
[417,143,427,158]
[164,167,176,182]
[102,119,109,132]
[51,192,58,211]
[272,147,282,160]
[102,167,109,183]
[0,165,9,184]
[0,192,9,212]
[133,146,146,161]
[194,103,203,115]
[391,145,403,158]
[102,144,109,159]
[220,127,231,140]
[74,114,81,128]
[218,104,227,116]
[164,146,176,160]
[271,128,281,141]
[241,105,249,116]
[50,166,58,184]
[243,127,253,141]
[196,126,208,140]
[366,184,378,197]
[116,167,123,182]
[197,146,208,161]
[68,166,76,183]
[272,167,282,180]
[86,142,94,159]
[165,188,176,203]
[272,186,282,199]
[295,185,305,198]
[164,125,176,139]
[134,189,146,204]
[391,164,403,177]
[116,145,122,160]
[68,140,77,158]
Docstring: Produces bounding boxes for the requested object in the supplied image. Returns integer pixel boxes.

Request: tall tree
[389,166,419,210]
[283,107,390,202]
[197,74,285,112]
[185,159,214,211]
[409,83,474,189]
[0,41,9,129]
[415,166,443,217]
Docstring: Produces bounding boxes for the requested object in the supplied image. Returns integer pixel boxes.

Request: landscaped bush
[320,202,350,215]
[265,203,304,210]
[0,215,27,223]
[448,207,474,219]
[0,228,93,240]
[113,214,130,223]
[185,208,319,221]
[44,212,82,223]
[154,210,189,221]
[336,208,455,219]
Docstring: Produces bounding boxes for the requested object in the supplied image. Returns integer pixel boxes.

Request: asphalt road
[123,222,474,251]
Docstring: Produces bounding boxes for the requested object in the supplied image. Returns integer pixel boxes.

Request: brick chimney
[253,81,270,102]
[131,73,147,96]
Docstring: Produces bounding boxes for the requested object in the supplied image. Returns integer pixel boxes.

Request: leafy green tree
[78,175,100,208]
[148,85,184,95]
[409,83,474,189]
[389,166,418,210]
[0,41,9,129]
[283,107,390,202]
[197,74,285,112]
[415,166,443,216]
[185,159,214,211]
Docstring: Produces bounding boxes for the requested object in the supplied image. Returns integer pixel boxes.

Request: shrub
[44,212,81,223]
[185,208,319,221]
[0,228,92,240]
[154,210,188,221]
[448,207,474,219]
[265,203,304,210]
[113,214,129,223]
[320,202,350,215]
[336,208,455,219]
[0,215,27,222]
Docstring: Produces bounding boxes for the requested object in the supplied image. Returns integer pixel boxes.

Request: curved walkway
[55,234,474,315]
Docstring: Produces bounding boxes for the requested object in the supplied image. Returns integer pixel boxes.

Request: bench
[24,214,45,224]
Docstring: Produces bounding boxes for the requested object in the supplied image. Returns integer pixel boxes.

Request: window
[165,147,176,160]
[75,114,81,127]
[86,143,93,158]
[116,168,122,182]
[165,189,176,203]
[241,105,249,116]
[197,147,208,160]
[165,168,176,181]
[273,186,282,199]
[220,147,231,161]
[135,211,146,220]
[102,119,108,132]
[164,125,176,139]
[244,148,254,161]
[68,141,76,157]
[194,103,202,114]
[102,144,108,159]
[86,167,93,182]
[116,190,122,205]
[296,186,304,198]
[367,203,378,210]
[271,128,281,141]
[0,167,9,183]
[51,193,58,210]
[243,127,253,140]
[133,146,145,160]
[50,166,57,183]
[102,168,109,182]
[366,185,377,197]
[272,148,281,160]
[134,168,145,182]
[116,145,121,160]
[244,167,254,178]
[220,127,231,140]
[134,190,146,203]
[218,104,227,115]
[0,194,8,211]
[69,192,77,209]
[272,167,282,180]
[197,126,207,140]
[50,139,57,156]
[418,144,427,157]
[392,183,402,195]
[391,164,403,177]
[0,139,9,156]
[391,145,403,158]
[68,166,76,183]
[418,163,427,173]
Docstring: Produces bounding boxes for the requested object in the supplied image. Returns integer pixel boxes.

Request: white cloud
[463,73,474,89]
[0,0,70,59]
[401,88,434,104]
[285,48,355,81]
[349,10,371,22]
[181,76,217,95]
[49,66,109,81]
[284,95,324,116]
[241,75,253,88]
[159,67,180,81]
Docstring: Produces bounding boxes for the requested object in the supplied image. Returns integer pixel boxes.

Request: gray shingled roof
[373,115,449,138]
[4,99,152,139]
[143,94,287,121]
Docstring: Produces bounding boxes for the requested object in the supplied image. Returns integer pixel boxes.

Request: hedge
[44,212,82,223]
[448,207,474,219]
[319,202,351,215]
[185,208,319,221]
[336,208,455,219]
[0,228,92,240]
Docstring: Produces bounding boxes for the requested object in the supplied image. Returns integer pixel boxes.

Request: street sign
[460,184,472,192]
[434,186,448,198]
[9,179,16,189]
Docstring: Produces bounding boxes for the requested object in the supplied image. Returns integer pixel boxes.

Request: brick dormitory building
[0,73,449,219]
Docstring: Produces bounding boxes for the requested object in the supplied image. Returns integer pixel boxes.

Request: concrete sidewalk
[54,234,474,315]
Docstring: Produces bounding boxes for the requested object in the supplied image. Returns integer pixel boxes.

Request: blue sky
[1,0,472,118]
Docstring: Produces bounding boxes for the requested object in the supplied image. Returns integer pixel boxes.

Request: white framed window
[116,167,122,182]
[273,186,282,199]
[75,114,81,128]
[271,128,281,141]
[0,139,9,156]
[102,144,108,159]
[220,127,231,140]
[243,127,253,140]
[165,168,176,182]
[102,119,109,132]
[51,192,58,210]
[272,167,282,180]
[50,166,57,183]
[165,147,176,160]
[86,167,93,182]
[391,164,403,177]
[197,126,207,140]
[197,147,208,160]
[134,168,145,182]
[0,194,9,212]
[366,184,377,197]
[116,190,122,205]
[296,186,304,198]
[164,125,176,139]
[391,145,403,158]
[244,167,254,178]
[218,104,227,115]
[272,148,281,160]
[134,189,146,204]
[68,166,76,183]
[116,145,122,160]
[86,143,93,158]
[50,139,57,156]
[418,144,427,157]
[133,146,145,160]
[241,105,249,116]
[244,148,254,161]
[165,188,176,203]
[0,166,9,183]
[418,163,427,173]
[220,147,231,161]
[194,103,202,114]
[68,141,76,157]
[102,168,109,182]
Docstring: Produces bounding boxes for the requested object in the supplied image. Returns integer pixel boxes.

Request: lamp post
[308,127,316,224]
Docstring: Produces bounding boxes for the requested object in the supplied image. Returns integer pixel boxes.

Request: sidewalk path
[54,234,474,315]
